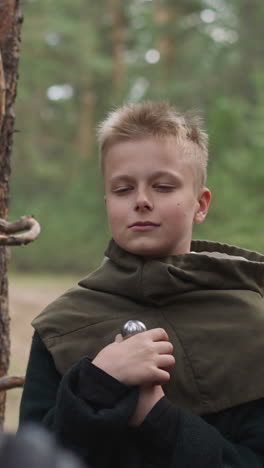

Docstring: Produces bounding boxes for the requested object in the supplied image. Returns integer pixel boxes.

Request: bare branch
[0,215,41,245]
[0,375,24,392]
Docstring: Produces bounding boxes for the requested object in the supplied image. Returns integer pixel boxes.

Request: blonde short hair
[97,101,208,188]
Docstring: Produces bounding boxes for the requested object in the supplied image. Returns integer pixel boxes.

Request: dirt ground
[4,274,80,432]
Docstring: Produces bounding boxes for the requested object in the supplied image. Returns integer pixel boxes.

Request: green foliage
[9,0,264,272]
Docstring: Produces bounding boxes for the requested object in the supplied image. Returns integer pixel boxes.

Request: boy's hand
[129,384,165,427]
[116,333,166,426]
[92,328,175,386]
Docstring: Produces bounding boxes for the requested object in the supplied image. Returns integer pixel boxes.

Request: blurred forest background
[9,0,264,274]
[4,0,264,431]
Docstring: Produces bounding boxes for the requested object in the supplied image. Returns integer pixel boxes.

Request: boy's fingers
[115,333,123,343]
[153,368,171,384]
[148,328,169,342]
[156,340,173,354]
[157,354,175,369]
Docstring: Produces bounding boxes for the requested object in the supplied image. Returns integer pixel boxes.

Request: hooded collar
[79,239,264,306]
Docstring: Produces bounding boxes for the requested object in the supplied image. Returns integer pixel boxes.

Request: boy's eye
[154,184,175,191]
[114,186,133,194]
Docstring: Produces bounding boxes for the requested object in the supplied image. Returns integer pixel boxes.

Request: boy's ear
[193,188,211,224]
[104,195,107,206]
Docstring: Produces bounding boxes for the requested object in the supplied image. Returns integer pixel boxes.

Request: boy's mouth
[128,221,160,231]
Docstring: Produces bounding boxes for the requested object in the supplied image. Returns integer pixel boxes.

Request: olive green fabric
[32,239,264,415]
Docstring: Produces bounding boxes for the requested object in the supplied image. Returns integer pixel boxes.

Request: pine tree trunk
[0,0,22,429]
[109,0,124,98]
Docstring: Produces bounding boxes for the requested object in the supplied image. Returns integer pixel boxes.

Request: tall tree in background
[8,0,264,273]
[0,0,22,428]
[109,0,125,98]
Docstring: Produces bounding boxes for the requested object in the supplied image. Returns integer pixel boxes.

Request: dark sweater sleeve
[19,332,139,466]
[20,332,264,468]
[137,395,264,467]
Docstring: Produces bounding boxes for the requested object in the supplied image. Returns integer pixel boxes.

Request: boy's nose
[135,189,153,211]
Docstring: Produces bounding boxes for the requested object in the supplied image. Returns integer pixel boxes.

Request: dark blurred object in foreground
[0,425,85,468]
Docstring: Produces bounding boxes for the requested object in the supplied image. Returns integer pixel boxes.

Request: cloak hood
[33,239,264,415]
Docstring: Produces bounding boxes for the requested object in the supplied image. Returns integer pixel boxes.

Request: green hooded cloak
[33,239,264,415]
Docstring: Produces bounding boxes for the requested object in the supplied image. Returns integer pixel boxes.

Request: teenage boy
[20,102,264,468]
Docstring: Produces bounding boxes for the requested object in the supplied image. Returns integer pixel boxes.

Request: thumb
[114,333,123,343]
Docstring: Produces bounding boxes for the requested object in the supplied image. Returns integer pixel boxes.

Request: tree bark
[0,0,23,429]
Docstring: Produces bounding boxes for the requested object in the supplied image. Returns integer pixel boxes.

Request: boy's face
[104,137,211,257]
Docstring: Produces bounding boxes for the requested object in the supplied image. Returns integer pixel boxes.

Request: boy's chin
[121,241,172,258]
[117,237,191,257]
